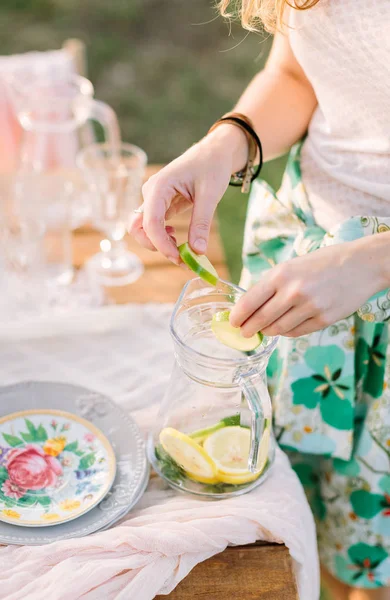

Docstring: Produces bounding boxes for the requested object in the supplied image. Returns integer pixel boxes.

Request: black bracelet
[218,116,263,187]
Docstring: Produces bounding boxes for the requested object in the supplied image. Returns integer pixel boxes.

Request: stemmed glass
[77,143,147,286]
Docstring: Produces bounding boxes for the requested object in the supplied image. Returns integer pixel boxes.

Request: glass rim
[7,71,94,100]
[76,142,148,171]
[170,277,279,367]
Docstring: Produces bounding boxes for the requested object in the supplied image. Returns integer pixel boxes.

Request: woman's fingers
[284,317,325,338]
[129,209,177,255]
[260,304,315,337]
[142,178,180,263]
[129,211,156,251]
[165,194,192,220]
[230,278,277,329]
[188,182,220,254]
[240,292,296,337]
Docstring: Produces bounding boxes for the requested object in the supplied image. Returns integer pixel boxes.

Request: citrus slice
[217,470,261,485]
[178,242,219,286]
[189,423,222,445]
[211,310,263,352]
[203,425,271,485]
[189,415,241,444]
[159,427,218,484]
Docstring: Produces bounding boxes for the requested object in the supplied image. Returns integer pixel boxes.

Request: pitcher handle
[236,372,272,473]
[86,99,121,148]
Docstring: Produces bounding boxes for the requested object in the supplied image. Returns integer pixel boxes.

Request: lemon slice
[211,310,263,352]
[159,427,219,484]
[178,242,219,286]
[203,425,271,485]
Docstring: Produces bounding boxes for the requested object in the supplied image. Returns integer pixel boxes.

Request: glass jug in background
[148,278,279,498]
[5,70,121,284]
[7,70,121,222]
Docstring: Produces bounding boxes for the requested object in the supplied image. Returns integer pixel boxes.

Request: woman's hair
[218,0,320,32]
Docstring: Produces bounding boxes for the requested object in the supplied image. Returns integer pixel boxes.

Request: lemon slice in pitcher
[211,310,263,352]
[178,242,219,286]
[159,427,219,484]
[203,425,270,485]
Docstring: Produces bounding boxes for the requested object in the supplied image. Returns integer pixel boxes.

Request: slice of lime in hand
[211,310,263,352]
[178,242,219,286]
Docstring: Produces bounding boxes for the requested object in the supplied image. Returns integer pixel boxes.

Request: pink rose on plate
[84,433,95,443]
[6,444,63,491]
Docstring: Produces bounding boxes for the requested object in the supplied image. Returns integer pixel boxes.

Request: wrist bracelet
[208,112,263,193]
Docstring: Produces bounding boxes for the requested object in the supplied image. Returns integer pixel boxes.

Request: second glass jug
[7,70,121,228]
[148,278,279,498]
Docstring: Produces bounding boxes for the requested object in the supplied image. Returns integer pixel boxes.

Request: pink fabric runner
[0,449,319,600]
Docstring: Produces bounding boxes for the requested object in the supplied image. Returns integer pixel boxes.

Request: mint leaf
[221,415,241,427]
[2,434,23,447]
[64,441,78,453]
[155,446,185,483]
[78,453,96,470]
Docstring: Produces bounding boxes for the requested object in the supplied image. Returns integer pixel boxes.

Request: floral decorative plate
[0,409,116,527]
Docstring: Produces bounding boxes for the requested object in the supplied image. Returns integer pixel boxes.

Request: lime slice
[159,427,219,484]
[211,310,263,352]
[189,423,223,445]
[178,242,219,286]
[189,415,241,444]
[203,425,270,485]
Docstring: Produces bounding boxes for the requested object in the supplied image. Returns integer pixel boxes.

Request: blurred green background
[0,0,286,281]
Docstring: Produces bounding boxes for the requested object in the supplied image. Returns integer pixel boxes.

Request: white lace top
[288,0,390,230]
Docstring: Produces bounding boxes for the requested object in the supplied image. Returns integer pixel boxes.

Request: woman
[130,1,390,598]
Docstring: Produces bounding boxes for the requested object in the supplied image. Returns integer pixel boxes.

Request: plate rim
[0,408,117,527]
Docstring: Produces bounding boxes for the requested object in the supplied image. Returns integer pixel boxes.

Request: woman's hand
[230,238,387,338]
[129,125,247,264]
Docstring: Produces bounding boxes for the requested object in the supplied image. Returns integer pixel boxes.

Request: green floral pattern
[291,346,354,431]
[241,142,390,588]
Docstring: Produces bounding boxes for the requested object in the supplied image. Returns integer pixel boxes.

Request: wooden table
[74,165,299,600]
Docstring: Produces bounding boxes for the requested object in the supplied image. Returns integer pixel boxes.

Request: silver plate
[0,381,149,545]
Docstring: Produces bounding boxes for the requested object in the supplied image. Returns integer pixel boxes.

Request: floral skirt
[241,145,390,589]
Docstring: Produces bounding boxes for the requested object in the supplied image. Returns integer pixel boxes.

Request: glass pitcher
[148,278,279,498]
[7,70,121,228]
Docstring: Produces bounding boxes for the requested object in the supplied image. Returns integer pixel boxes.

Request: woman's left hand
[230,238,386,338]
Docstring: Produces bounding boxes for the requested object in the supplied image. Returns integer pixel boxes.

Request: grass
[0,0,286,278]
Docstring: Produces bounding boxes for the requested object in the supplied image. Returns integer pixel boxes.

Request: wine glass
[77,142,147,286]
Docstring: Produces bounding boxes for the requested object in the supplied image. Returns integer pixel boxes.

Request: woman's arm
[230,232,390,338]
[131,33,317,261]
[231,32,318,166]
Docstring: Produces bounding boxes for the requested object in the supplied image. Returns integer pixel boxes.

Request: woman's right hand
[129,124,247,263]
